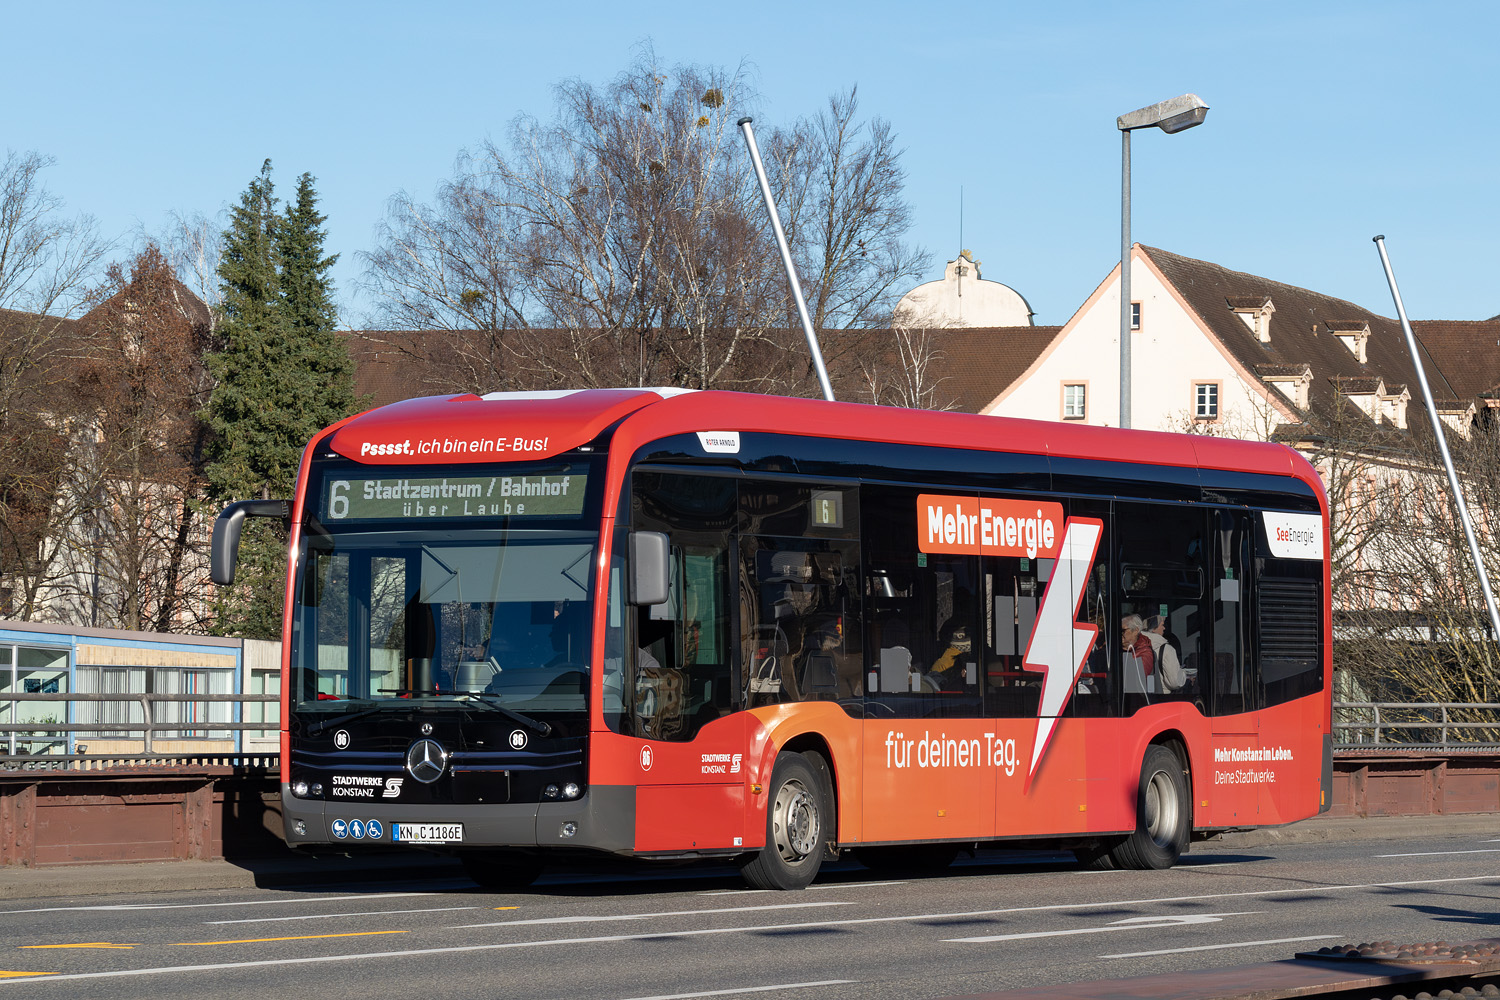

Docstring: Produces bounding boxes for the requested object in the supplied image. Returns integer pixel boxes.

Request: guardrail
[1,695,1497,769]
[0,691,279,770]
[1334,701,1500,750]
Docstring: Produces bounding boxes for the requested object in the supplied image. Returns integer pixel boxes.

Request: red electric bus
[212,388,1332,889]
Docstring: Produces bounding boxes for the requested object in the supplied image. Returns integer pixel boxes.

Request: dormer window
[1332,376,1384,420]
[1257,363,1312,411]
[1378,384,1410,429]
[1227,295,1275,343]
[1328,321,1371,364]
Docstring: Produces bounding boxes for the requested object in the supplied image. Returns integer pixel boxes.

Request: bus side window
[983,549,1045,719]
[629,471,735,742]
[1065,498,1115,719]
[1255,512,1324,708]
[1115,501,1206,714]
[861,485,979,721]
[1211,509,1252,717]
[739,536,859,709]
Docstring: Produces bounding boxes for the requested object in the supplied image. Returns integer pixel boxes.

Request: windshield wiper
[458,694,553,737]
[306,704,386,735]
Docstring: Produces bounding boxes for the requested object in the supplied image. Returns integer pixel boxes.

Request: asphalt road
[4,830,1500,1000]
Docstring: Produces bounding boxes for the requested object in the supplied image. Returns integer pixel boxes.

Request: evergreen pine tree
[277,172,360,426]
[202,162,361,638]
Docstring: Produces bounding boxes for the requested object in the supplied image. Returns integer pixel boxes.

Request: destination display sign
[322,473,586,522]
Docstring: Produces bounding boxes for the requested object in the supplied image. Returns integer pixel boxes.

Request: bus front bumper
[282,783,636,854]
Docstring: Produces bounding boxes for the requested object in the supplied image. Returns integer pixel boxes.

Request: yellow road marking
[0,971,54,978]
[173,930,407,946]
[21,942,137,950]
[492,906,518,911]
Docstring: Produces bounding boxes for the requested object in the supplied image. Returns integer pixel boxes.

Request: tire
[739,752,829,890]
[1109,743,1190,870]
[1072,840,1121,870]
[855,844,960,873]
[461,849,545,889]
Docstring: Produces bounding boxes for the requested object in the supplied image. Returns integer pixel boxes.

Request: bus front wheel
[1110,744,1189,870]
[461,849,544,890]
[739,752,829,890]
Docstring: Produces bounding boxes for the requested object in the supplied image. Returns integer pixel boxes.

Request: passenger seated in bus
[1121,614,1155,690]
[928,624,975,691]
[1143,615,1187,695]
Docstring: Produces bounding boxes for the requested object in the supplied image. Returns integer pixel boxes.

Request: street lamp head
[1157,106,1208,134]
[1117,93,1209,133]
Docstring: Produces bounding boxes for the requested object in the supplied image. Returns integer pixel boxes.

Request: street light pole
[1120,128,1132,429]
[1116,93,1208,429]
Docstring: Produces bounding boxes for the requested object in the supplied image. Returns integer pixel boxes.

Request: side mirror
[210,500,291,586]
[629,531,669,606]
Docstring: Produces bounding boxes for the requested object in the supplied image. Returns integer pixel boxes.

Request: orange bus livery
[211,388,1332,889]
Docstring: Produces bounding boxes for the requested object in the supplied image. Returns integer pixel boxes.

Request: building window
[1063,383,1086,419]
[1130,302,1141,330]
[1194,383,1219,420]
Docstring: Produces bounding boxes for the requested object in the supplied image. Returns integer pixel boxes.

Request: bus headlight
[293,820,307,836]
[542,784,560,800]
[292,780,309,798]
[560,822,578,838]
[562,782,581,800]
[309,782,324,797]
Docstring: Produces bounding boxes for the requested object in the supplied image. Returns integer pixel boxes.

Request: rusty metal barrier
[3,696,1500,867]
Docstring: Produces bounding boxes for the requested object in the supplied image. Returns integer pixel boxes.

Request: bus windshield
[291,526,597,717]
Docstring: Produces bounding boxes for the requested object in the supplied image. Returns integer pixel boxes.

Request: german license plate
[393,823,464,844]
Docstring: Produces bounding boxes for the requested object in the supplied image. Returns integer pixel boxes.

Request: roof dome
[893,251,1034,328]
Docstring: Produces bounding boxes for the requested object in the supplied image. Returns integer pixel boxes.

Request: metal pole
[737,117,836,402]
[1119,130,1132,429]
[1373,235,1500,645]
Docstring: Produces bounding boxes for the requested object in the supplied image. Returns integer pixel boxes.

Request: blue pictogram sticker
[366,819,384,840]
[349,819,366,840]
[331,818,348,839]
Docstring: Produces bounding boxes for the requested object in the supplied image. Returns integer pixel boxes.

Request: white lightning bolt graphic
[1023,518,1103,788]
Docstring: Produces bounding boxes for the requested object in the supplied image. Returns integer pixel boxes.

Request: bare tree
[62,245,213,632]
[362,53,928,399]
[159,210,224,333]
[0,150,110,619]
[855,326,954,410]
[782,88,928,332]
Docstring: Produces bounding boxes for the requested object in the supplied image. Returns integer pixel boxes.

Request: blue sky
[6,1,1496,326]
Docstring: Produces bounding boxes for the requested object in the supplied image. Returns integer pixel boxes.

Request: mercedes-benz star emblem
[405,739,448,784]
[420,722,434,736]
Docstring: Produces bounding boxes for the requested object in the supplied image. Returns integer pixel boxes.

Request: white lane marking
[0,892,440,916]
[1,878,1493,989]
[699,881,907,896]
[946,912,1258,944]
[1377,849,1500,857]
[454,901,855,929]
[207,905,479,925]
[1101,934,1341,958]
[614,982,854,1000]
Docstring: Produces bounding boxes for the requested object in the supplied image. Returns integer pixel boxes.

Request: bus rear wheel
[1110,744,1189,870]
[461,849,544,890]
[739,752,829,890]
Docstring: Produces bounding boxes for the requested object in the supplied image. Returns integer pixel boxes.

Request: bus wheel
[461,849,544,890]
[1110,744,1189,870]
[739,752,827,890]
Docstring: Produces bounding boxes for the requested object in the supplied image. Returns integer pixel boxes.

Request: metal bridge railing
[0,691,279,771]
[1335,701,1500,751]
